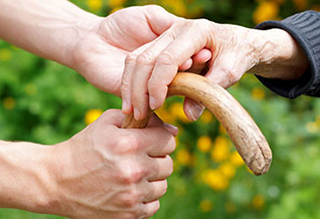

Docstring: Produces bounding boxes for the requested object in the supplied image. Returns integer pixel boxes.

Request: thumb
[99,109,126,128]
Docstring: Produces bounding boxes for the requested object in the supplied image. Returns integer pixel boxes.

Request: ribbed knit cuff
[255,10,320,98]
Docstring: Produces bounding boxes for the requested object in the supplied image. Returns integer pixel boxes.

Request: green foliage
[1,0,320,218]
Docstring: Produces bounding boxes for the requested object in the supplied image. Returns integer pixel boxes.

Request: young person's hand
[0,110,177,219]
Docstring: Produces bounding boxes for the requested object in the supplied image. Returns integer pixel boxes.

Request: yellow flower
[202,169,229,191]
[85,109,103,125]
[230,151,245,167]
[199,109,213,124]
[87,0,102,12]
[211,136,231,162]
[169,102,190,123]
[293,0,308,11]
[306,116,320,133]
[219,162,236,179]
[0,48,12,62]
[108,0,126,8]
[252,194,265,210]
[176,148,192,166]
[199,199,213,213]
[25,84,37,96]
[197,136,212,153]
[3,97,15,110]
[306,122,318,133]
[253,1,279,25]
[251,87,265,100]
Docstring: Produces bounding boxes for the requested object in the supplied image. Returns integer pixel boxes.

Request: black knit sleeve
[255,10,320,98]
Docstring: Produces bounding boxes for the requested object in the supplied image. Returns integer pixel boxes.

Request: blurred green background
[1,0,320,218]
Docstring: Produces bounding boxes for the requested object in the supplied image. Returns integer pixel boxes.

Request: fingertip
[193,48,212,63]
[179,58,193,71]
[121,99,132,115]
[148,84,168,111]
[144,200,160,218]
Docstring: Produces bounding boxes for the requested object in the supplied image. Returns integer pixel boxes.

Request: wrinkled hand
[50,109,177,219]
[121,18,308,121]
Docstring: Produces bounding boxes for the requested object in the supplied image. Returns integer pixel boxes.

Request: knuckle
[116,135,140,154]
[121,81,130,93]
[157,51,176,66]
[117,162,146,184]
[120,190,141,208]
[121,77,130,94]
[125,52,138,65]
[194,18,210,28]
[137,52,155,65]
[145,4,163,12]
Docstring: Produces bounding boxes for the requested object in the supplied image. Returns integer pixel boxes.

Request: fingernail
[150,96,156,110]
[164,123,179,136]
[188,104,204,121]
[134,108,141,120]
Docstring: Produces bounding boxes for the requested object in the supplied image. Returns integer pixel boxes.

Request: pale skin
[0,110,176,218]
[0,0,182,218]
[121,18,309,121]
[0,0,310,218]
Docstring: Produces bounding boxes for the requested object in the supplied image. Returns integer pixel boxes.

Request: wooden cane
[122,73,272,175]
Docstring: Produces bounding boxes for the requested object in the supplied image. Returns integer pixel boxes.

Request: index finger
[148,19,212,110]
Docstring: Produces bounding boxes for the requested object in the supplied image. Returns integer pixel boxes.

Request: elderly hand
[121,18,309,121]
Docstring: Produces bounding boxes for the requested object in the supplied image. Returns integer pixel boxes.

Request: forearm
[0,0,101,67]
[0,140,58,214]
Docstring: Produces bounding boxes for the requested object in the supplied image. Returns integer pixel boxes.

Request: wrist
[61,11,103,69]
[250,28,309,80]
[0,141,61,215]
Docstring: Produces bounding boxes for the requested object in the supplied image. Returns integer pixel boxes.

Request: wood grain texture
[122,73,272,175]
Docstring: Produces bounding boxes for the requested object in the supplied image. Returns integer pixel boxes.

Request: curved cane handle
[122,73,272,175]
